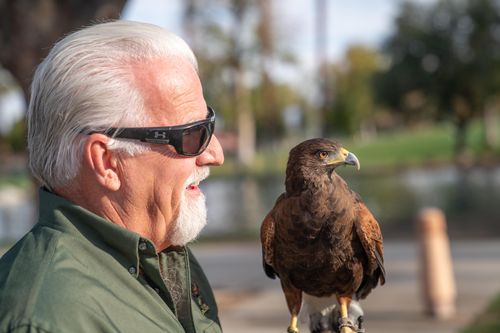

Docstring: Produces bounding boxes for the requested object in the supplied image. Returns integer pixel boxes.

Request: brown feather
[261,207,278,279]
[260,138,385,319]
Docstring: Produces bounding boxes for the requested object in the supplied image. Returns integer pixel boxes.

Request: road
[192,240,500,333]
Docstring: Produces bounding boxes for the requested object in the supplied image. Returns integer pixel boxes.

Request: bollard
[416,207,456,319]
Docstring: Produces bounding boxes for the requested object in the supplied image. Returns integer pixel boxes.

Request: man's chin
[168,194,207,246]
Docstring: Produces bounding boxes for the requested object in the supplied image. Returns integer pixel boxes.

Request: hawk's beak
[327,148,361,170]
[345,150,361,170]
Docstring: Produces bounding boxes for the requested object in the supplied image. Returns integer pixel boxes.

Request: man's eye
[318,151,329,159]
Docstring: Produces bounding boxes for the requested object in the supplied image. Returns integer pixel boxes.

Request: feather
[260,138,385,333]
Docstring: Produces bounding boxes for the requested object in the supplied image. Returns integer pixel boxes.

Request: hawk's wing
[354,200,386,296]
[260,193,285,279]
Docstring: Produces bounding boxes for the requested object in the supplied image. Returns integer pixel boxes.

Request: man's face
[117,57,224,250]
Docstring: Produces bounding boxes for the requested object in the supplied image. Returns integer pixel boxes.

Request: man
[0,21,224,333]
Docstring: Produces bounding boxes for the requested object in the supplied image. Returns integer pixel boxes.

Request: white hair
[27,20,198,190]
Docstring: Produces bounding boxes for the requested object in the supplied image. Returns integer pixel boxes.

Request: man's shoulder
[0,226,104,326]
[0,252,104,333]
[0,225,62,290]
[0,223,87,283]
[0,226,135,333]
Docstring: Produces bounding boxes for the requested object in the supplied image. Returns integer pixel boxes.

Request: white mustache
[184,167,210,187]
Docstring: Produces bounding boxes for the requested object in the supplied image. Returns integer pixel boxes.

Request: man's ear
[82,134,121,191]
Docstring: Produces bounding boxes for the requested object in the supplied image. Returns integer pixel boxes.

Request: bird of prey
[260,138,385,333]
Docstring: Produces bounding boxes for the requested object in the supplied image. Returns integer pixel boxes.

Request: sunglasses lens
[182,124,211,155]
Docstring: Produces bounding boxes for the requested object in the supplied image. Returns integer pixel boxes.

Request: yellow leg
[287,314,299,333]
[281,281,302,333]
[338,296,350,318]
[338,297,355,333]
[340,301,348,318]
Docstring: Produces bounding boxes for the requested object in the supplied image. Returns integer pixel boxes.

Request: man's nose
[196,134,224,166]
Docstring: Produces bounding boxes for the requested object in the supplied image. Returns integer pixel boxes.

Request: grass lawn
[212,120,500,178]
[461,294,500,333]
[343,124,456,170]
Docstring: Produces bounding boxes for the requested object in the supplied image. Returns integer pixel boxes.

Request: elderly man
[0,21,224,333]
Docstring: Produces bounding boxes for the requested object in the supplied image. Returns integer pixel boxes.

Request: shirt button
[128,266,137,275]
[139,242,148,251]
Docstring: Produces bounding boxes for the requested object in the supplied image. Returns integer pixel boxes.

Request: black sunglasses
[89,106,215,156]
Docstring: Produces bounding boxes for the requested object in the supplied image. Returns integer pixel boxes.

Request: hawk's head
[285,138,360,193]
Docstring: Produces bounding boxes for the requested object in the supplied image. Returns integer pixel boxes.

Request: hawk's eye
[318,151,329,160]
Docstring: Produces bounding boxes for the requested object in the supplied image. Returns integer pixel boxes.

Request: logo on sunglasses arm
[154,131,169,141]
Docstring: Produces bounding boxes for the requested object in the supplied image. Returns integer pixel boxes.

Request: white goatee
[169,167,210,246]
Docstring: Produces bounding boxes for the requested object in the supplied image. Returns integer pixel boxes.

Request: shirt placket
[138,242,196,333]
[160,247,196,333]
[137,239,176,314]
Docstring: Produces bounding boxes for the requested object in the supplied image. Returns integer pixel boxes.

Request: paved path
[192,240,500,333]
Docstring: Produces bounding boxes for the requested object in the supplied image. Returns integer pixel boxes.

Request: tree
[0,0,126,156]
[378,0,500,156]
[0,0,127,100]
[464,0,500,148]
[181,0,298,164]
[374,2,435,125]
[181,0,256,165]
[315,0,329,138]
[254,0,283,142]
[328,46,380,139]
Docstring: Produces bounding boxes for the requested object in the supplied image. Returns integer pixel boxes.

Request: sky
[0,89,25,135]
[122,0,437,68]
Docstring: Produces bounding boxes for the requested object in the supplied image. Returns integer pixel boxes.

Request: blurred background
[1,0,500,332]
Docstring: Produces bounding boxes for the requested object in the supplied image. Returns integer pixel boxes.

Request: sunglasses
[89,106,215,156]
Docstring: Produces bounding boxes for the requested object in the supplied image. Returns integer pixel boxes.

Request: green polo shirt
[0,189,222,333]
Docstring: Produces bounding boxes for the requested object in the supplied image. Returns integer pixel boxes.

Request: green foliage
[327,46,380,136]
[0,173,31,189]
[374,2,437,123]
[2,118,26,153]
[378,0,500,153]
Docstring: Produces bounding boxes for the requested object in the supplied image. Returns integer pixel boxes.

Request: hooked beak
[345,151,361,170]
[327,147,360,170]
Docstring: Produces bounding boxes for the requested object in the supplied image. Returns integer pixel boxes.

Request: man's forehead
[130,58,205,125]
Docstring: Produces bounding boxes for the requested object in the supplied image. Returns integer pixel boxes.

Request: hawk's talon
[356,316,365,333]
[338,317,357,333]
[339,326,356,333]
[287,326,299,333]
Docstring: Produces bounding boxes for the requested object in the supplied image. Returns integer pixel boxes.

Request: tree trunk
[482,102,498,150]
[0,0,126,100]
[257,0,279,141]
[235,69,256,166]
[313,0,328,138]
[454,119,468,159]
[231,0,256,166]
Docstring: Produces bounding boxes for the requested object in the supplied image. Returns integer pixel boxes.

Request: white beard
[168,167,209,246]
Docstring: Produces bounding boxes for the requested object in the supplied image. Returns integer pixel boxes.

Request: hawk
[260,138,385,333]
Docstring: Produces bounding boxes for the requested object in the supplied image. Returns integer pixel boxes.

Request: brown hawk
[260,138,385,333]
